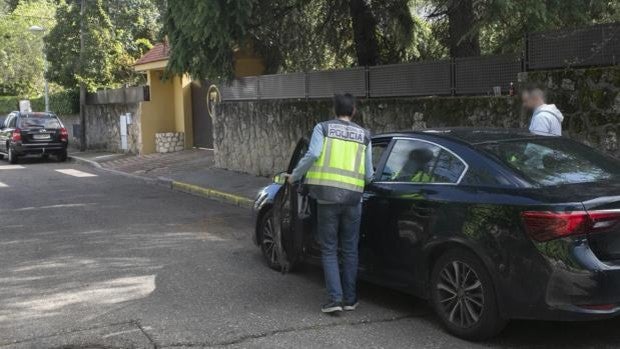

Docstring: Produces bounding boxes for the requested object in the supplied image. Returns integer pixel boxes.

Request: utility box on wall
[120,113,131,151]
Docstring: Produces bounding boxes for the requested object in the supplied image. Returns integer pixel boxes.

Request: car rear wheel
[259,208,281,270]
[57,150,68,162]
[430,248,507,341]
[8,147,18,164]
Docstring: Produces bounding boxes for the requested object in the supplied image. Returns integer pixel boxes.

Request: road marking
[0,181,7,188]
[55,169,98,177]
[13,203,95,211]
[0,165,25,170]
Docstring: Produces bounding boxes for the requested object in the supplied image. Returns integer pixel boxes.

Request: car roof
[12,111,57,118]
[374,127,545,145]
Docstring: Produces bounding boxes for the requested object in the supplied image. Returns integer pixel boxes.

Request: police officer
[286,93,373,314]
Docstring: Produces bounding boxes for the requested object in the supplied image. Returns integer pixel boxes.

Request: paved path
[69,149,271,202]
[2,157,620,348]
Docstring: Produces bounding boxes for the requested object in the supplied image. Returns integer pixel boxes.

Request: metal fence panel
[307,67,367,98]
[259,73,306,99]
[528,23,619,70]
[221,77,259,100]
[455,54,521,95]
[602,23,620,65]
[369,60,452,97]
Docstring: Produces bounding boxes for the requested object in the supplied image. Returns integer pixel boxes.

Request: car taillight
[60,127,68,141]
[521,210,620,242]
[11,128,21,142]
[588,210,620,234]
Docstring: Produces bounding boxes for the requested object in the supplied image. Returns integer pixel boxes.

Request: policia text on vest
[305,121,370,205]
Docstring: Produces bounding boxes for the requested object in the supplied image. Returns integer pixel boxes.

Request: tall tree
[0,0,56,96]
[349,0,381,66]
[426,0,480,57]
[45,0,161,91]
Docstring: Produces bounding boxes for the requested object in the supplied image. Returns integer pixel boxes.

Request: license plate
[33,134,50,140]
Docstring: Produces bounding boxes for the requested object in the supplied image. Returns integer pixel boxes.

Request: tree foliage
[0,0,55,96]
[45,0,161,91]
[164,0,441,80]
[424,0,620,57]
[164,0,619,80]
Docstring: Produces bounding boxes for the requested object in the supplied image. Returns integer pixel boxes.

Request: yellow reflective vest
[305,120,370,204]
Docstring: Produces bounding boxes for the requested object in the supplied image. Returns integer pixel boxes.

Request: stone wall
[58,114,81,148]
[214,66,619,177]
[155,132,185,153]
[83,103,141,154]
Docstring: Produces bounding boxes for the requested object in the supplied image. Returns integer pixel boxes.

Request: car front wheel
[430,248,507,341]
[259,208,281,270]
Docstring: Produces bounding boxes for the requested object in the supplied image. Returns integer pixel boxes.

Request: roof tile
[135,42,170,66]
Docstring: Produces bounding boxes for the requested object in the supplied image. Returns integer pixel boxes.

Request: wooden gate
[190,81,214,148]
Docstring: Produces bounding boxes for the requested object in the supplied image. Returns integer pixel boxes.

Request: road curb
[171,181,254,209]
[69,154,253,209]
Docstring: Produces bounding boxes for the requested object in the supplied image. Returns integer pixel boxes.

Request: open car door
[272,138,311,273]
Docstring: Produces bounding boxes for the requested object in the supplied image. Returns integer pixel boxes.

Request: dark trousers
[317,202,362,303]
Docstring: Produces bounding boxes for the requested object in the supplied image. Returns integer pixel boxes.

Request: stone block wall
[155,132,185,153]
[214,66,618,177]
[84,103,141,153]
[57,114,81,148]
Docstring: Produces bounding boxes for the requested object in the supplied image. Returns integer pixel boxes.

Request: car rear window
[18,117,61,129]
[479,138,620,186]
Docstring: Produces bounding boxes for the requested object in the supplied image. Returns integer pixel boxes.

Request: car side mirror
[273,171,288,185]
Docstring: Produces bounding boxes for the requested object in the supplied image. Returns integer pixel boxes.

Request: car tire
[8,147,18,164]
[57,150,68,162]
[430,248,507,341]
[0,153,3,160]
[259,208,282,271]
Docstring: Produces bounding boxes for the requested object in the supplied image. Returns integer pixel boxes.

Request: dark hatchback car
[253,128,620,340]
[0,111,69,163]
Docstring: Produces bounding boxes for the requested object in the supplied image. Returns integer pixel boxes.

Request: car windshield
[478,138,620,186]
[18,117,61,129]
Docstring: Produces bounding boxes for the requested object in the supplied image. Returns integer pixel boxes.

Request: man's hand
[282,173,294,184]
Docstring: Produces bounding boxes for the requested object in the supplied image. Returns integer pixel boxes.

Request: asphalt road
[2,158,620,348]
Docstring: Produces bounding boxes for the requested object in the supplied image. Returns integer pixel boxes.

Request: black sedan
[0,111,69,163]
[253,128,620,340]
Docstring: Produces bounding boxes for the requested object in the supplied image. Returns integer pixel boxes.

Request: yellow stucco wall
[173,75,194,148]
[139,70,176,154]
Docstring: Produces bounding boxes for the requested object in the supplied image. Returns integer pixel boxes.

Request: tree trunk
[447,0,480,57]
[349,0,380,66]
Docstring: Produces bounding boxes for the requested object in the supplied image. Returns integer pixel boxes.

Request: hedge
[0,90,79,116]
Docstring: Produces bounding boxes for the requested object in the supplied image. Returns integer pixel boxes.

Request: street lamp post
[29,25,49,112]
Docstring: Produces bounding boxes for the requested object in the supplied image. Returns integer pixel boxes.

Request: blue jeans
[317,202,362,303]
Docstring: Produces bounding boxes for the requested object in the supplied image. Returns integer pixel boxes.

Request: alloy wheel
[436,261,485,328]
[262,216,278,266]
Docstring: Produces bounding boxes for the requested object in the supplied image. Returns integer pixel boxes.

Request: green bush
[0,90,79,116]
[0,96,20,115]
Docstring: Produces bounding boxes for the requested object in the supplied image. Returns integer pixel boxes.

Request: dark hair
[333,93,356,117]
[521,84,546,101]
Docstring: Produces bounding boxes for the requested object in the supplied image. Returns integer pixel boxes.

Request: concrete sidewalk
[69,149,271,208]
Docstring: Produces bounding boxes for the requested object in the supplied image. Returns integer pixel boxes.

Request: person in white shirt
[521,86,564,136]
